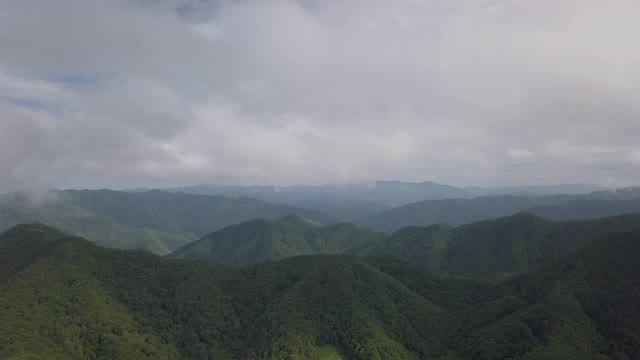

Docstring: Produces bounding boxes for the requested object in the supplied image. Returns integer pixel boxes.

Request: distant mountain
[168,214,386,265]
[528,198,640,220]
[466,183,607,196]
[345,180,474,206]
[583,186,640,200]
[291,195,390,222]
[2,224,639,359]
[0,199,194,255]
[61,189,341,236]
[356,195,558,232]
[166,182,629,221]
[0,189,341,255]
[358,189,640,232]
[166,180,474,208]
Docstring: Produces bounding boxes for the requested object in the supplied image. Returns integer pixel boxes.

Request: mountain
[527,198,640,221]
[171,212,640,277]
[164,184,393,218]
[584,186,640,200]
[356,195,557,232]
[168,214,386,265]
[61,189,341,236]
[357,191,640,232]
[0,199,195,255]
[290,195,389,222]
[370,229,640,359]
[1,224,639,359]
[365,212,640,276]
[0,224,459,359]
[465,183,607,196]
[167,182,623,209]
[0,189,342,255]
[167,180,474,208]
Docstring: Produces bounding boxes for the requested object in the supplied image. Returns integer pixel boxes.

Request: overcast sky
[1,0,639,191]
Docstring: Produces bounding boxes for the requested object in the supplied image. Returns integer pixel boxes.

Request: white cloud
[508,149,534,159]
[0,0,639,190]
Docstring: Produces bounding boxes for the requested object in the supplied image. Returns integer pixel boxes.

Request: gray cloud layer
[1,0,639,191]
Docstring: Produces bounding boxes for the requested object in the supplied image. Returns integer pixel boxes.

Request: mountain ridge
[1,223,639,359]
[357,191,640,232]
[170,212,640,277]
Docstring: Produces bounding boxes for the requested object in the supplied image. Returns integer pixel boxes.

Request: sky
[0,0,639,191]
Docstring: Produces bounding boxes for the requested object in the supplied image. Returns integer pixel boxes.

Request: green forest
[170,212,640,277]
[1,222,639,359]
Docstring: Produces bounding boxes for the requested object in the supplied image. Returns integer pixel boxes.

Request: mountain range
[165,181,608,210]
[1,222,638,359]
[170,212,640,277]
[0,189,342,255]
[2,186,640,256]
[168,215,386,265]
[357,188,640,232]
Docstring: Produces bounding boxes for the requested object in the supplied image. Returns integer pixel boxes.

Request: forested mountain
[171,212,640,277]
[290,195,390,222]
[0,189,341,255]
[167,180,474,207]
[527,198,640,221]
[168,214,386,265]
[365,212,640,276]
[464,183,606,196]
[357,192,640,232]
[166,182,620,209]
[1,224,638,359]
[61,189,341,236]
[0,200,195,255]
[369,229,640,360]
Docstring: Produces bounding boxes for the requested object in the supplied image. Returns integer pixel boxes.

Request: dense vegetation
[0,200,195,255]
[4,187,639,257]
[167,180,474,207]
[169,215,386,265]
[0,189,343,254]
[171,212,640,277]
[61,189,341,236]
[527,198,640,221]
[366,212,640,276]
[356,194,640,232]
[1,224,639,359]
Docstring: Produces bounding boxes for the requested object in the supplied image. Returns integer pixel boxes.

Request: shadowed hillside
[171,212,640,277]
[62,189,341,236]
[357,194,640,232]
[0,201,195,255]
[168,214,385,265]
[1,224,639,359]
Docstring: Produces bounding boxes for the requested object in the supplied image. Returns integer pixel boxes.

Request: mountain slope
[366,212,640,276]
[358,194,640,232]
[0,224,455,360]
[292,195,390,222]
[0,225,179,359]
[550,230,640,358]
[171,212,640,276]
[167,180,474,207]
[369,230,640,359]
[1,224,639,359]
[527,198,640,221]
[169,215,386,265]
[62,189,341,236]
[0,200,195,255]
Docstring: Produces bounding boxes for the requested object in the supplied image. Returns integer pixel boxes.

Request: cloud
[0,0,639,191]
